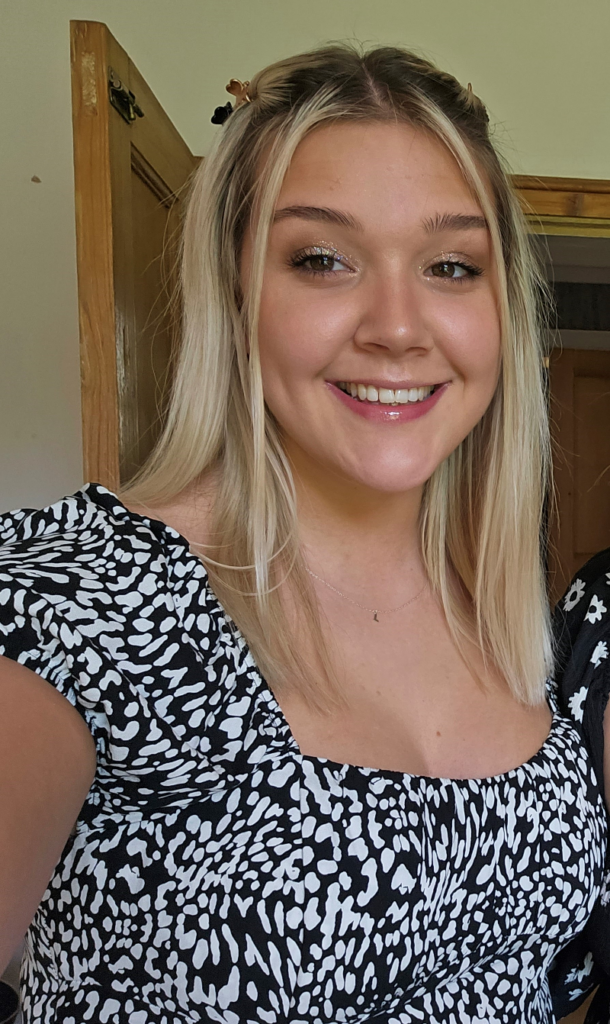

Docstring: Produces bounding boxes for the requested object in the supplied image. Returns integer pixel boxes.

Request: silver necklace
[305,567,427,622]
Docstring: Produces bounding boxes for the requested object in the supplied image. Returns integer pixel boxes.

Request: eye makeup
[422,252,484,282]
[285,243,485,281]
[287,244,355,277]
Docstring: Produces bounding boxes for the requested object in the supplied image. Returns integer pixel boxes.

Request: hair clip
[211,101,233,125]
[226,79,251,108]
[211,79,252,125]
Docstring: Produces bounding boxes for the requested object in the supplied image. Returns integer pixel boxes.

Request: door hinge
[108,67,144,124]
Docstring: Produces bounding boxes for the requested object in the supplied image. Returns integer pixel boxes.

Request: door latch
[108,67,144,124]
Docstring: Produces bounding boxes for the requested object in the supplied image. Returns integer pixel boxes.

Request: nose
[352,267,433,356]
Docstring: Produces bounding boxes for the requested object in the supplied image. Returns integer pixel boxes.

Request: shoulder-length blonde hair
[125,44,552,708]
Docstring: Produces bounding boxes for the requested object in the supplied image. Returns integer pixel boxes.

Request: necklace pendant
[373,611,379,622]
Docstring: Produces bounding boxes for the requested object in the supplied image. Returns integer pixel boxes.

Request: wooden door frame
[514,177,610,603]
[70,20,197,490]
[514,174,610,237]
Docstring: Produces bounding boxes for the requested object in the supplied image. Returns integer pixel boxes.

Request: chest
[279,593,553,778]
[63,727,605,1022]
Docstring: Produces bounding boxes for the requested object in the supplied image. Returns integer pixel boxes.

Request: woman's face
[241,121,501,495]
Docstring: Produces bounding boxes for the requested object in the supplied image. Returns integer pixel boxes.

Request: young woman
[0,44,605,1024]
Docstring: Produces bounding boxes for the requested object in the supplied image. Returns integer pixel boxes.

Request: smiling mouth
[335,382,441,406]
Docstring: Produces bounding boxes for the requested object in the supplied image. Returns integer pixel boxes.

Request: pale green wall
[1,0,609,509]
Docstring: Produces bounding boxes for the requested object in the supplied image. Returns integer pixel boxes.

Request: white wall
[2,0,609,510]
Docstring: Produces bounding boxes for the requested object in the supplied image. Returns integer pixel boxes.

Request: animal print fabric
[0,485,605,1024]
[551,550,610,1024]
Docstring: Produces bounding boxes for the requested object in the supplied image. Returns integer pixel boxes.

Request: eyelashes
[426,258,484,282]
[287,246,484,282]
[288,246,353,276]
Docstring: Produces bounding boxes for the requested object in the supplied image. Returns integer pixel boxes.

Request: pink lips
[328,382,448,422]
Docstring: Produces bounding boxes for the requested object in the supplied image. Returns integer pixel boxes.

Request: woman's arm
[0,655,96,973]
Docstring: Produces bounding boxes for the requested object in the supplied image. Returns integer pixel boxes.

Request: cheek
[436,295,501,388]
[257,282,355,383]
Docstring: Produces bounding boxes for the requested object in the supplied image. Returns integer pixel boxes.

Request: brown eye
[307,254,339,273]
[431,261,467,279]
[290,248,351,276]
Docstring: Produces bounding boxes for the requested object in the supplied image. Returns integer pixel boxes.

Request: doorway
[540,233,610,603]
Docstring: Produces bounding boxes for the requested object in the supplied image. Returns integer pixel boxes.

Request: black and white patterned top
[0,485,606,1024]
[551,551,610,1024]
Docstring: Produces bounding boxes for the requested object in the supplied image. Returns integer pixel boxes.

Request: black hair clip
[211,102,233,125]
[211,79,251,126]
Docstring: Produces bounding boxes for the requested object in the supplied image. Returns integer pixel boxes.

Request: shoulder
[0,483,195,596]
[0,483,225,679]
[0,487,277,827]
[553,550,610,677]
[0,481,183,557]
[553,553,610,784]
[555,550,610,628]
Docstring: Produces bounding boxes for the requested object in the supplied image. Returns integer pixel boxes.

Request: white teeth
[338,382,435,405]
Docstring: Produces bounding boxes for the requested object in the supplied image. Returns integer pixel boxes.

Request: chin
[344,459,440,495]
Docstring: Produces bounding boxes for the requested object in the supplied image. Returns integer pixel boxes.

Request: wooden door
[70,21,199,489]
[549,348,610,603]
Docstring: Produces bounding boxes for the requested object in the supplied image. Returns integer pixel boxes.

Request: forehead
[275,121,483,227]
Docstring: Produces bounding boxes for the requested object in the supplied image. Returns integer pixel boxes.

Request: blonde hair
[125,44,552,707]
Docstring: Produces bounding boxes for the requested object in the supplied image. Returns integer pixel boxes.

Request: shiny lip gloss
[327,381,449,422]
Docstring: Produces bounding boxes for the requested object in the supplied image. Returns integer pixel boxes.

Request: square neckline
[92,483,561,788]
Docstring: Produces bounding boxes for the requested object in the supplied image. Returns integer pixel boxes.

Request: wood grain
[512,174,610,224]
[70,20,198,487]
[549,349,610,602]
[70,22,120,490]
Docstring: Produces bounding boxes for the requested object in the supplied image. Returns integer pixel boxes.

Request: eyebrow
[423,212,488,233]
[273,205,363,231]
[272,205,488,235]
